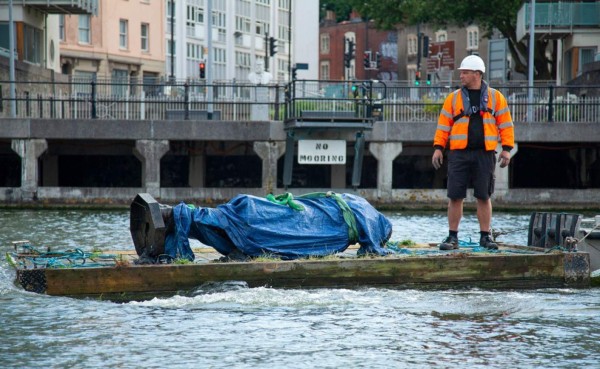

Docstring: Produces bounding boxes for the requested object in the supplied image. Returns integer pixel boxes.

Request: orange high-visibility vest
[433,85,514,151]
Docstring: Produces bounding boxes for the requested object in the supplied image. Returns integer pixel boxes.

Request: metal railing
[1,79,599,123]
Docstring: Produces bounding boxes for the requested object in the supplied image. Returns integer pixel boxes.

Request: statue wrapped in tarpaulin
[130,192,393,263]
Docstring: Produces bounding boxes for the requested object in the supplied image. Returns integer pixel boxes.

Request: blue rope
[12,243,119,269]
[386,237,538,255]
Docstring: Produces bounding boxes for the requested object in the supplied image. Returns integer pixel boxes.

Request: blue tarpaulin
[164,193,392,260]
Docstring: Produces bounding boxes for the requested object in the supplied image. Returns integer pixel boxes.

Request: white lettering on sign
[298,140,346,164]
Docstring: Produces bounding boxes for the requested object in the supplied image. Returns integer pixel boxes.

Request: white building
[166,0,318,83]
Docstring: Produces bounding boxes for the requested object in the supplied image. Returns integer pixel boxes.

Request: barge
[6,193,596,301]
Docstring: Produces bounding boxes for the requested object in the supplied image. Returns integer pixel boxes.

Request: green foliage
[422,96,444,115]
[345,0,553,80]
[320,0,353,22]
[173,257,193,265]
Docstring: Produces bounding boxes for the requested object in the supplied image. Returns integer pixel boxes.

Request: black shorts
[447,149,496,200]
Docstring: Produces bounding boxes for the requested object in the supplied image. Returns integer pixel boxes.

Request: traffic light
[363,51,371,68]
[351,84,359,98]
[199,61,206,79]
[348,40,355,58]
[344,53,351,68]
[415,71,421,86]
[426,74,432,85]
[292,66,297,80]
[375,52,382,69]
[269,37,277,57]
[422,35,429,58]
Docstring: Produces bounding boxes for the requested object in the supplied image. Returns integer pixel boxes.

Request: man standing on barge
[431,55,515,250]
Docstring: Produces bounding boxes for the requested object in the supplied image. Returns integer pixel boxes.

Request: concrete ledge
[2,119,600,143]
[2,187,600,210]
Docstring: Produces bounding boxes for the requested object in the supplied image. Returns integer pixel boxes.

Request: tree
[320,0,353,23]
[346,0,555,80]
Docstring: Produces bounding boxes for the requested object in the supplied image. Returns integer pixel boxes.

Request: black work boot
[439,235,459,250]
[480,235,498,250]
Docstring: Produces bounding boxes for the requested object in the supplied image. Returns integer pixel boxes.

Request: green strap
[266,192,305,211]
[266,192,359,243]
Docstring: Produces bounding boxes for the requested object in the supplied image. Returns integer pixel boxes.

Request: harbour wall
[1,118,600,209]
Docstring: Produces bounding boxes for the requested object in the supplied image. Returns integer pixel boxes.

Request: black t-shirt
[466,89,484,149]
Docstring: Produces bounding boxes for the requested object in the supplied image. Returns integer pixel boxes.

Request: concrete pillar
[253,141,285,194]
[134,140,170,197]
[369,142,403,198]
[495,142,519,195]
[330,165,346,188]
[188,142,206,187]
[11,139,48,200]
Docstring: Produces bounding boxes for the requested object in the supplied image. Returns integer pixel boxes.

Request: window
[23,24,42,64]
[235,16,251,33]
[277,59,288,82]
[59,15,65,41]
[112,69,129,96]
[187,5,204,26]
[72,70,96,95]
[235,51,251,67]
[119,20,128,49]
[0,23,9,50]
[278,25,289,42]
[320,33,330,54]
[466,26,479,50]
[407,35,418,55]
[213,47,226,63]
[435,30,447,42]
[320,61,330,80]
[212,11,226,28]
[141,23,149,51]
[256,21,269,36]
[167,39,175,56]
[167,0,175,31]
[187,42,202,60]
[78,15,90,44]
[278,0,290,10]
[579,47,597,76]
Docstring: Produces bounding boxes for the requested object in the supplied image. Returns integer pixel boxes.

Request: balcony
[0,0,97,15]
[516,1,600,41]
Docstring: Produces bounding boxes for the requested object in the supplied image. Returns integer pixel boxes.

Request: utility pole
[264,32,270,72]
[9,0,16,117]
[527,0,536,122]
[169,0,175,83]
[416,24,421,74]
[206,0,213,119]
[288,0,292,81]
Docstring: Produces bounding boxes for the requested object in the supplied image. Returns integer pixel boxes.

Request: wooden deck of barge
[7,242,592,301]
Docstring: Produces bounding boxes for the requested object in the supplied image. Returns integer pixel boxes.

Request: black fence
[1,79,599,123]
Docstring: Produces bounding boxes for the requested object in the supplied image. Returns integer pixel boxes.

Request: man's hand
[432,149,443,170]
[498,150,511,168]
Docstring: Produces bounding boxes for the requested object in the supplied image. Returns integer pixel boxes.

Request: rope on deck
[385,237,539,255]
[10,243,119,269]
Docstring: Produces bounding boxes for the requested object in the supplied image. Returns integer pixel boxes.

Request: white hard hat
[458,55,485,73]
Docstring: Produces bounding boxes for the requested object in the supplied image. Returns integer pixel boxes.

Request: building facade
[517,0,600,85]
[0,0,98,74]
[167,0,318,83]
[319,11,399,81]
[58,0,166,87]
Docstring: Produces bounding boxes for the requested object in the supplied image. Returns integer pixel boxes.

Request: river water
[0,208,599,369]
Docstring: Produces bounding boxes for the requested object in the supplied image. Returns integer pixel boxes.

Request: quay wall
[1,118,600,209]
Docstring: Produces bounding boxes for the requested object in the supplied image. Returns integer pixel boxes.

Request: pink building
[59,0,166,87]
